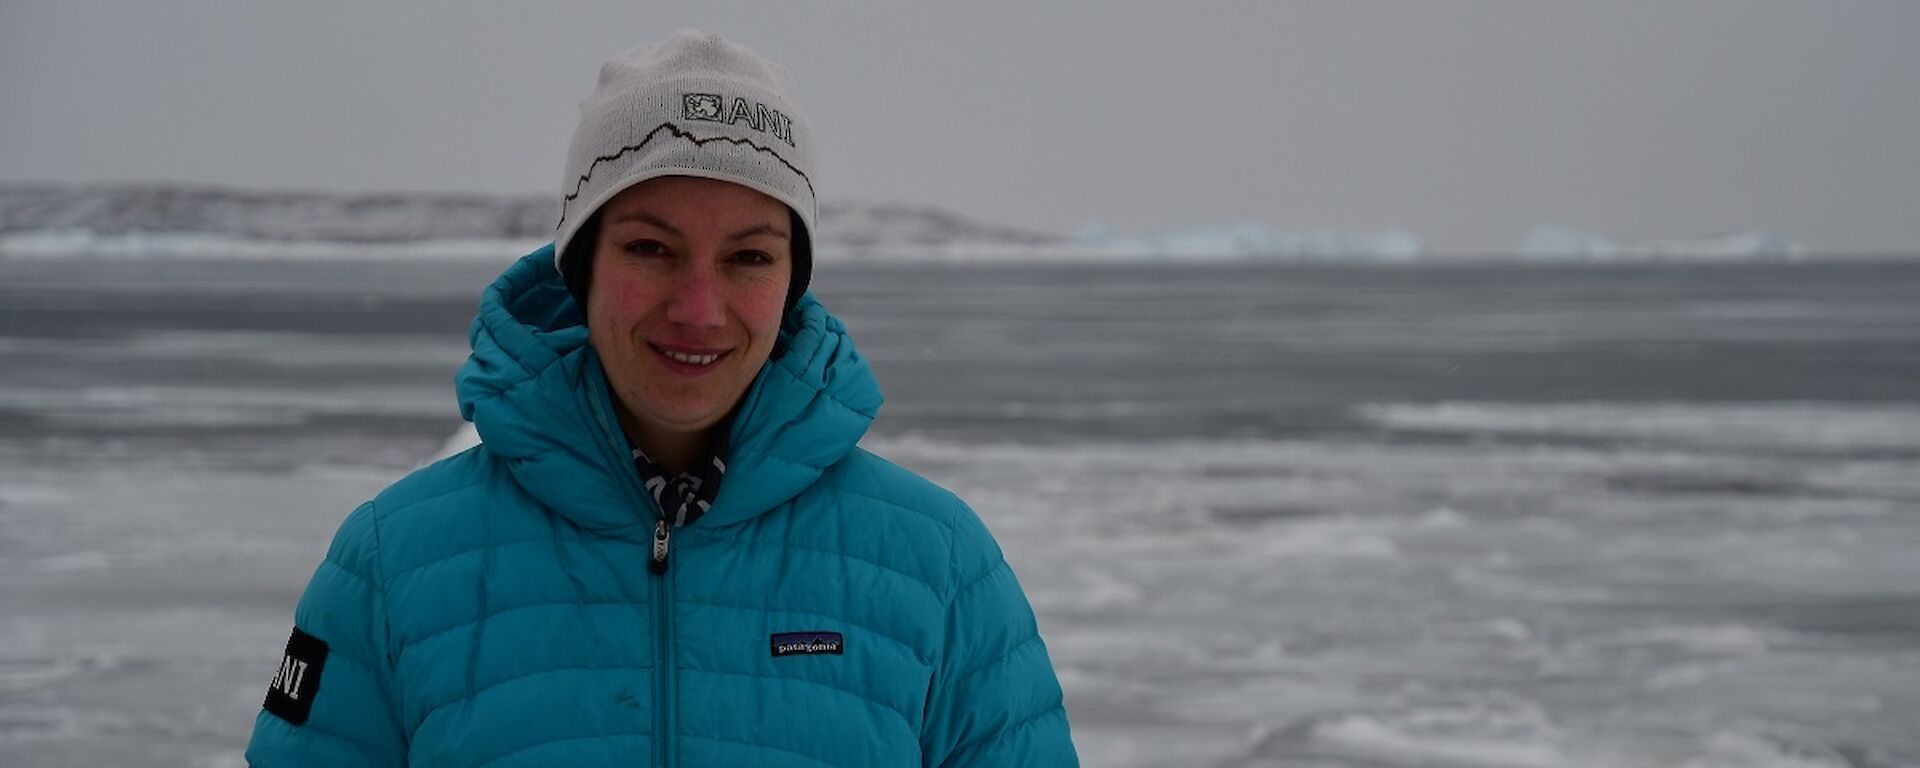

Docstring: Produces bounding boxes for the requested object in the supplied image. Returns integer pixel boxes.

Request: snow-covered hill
[0,183,553,243]
[0,183,1067,260]
[0,183,1826,262]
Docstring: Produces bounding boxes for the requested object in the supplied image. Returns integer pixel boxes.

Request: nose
[664,264,726,330]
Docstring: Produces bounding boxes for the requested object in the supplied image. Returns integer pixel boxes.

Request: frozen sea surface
[2,256,1918,767]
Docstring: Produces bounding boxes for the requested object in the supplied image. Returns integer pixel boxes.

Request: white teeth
[662,349,719,366]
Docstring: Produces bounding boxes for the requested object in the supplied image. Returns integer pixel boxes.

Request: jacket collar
[456,245,881,537]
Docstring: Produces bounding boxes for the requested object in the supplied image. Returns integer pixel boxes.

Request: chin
[639,393,731,431]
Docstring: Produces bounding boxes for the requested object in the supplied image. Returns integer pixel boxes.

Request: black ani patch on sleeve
[263,626,329,725]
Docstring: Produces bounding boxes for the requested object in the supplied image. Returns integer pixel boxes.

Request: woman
[246,30,1077,767]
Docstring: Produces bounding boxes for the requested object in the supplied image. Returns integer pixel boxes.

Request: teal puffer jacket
[246,246,1077,766]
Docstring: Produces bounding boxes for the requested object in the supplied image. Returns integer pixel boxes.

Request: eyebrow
[607,211,790,242]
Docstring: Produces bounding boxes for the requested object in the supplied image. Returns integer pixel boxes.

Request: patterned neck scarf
[630,426,728,528]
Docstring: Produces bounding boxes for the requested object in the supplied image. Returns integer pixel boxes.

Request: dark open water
[2,255,1918,766]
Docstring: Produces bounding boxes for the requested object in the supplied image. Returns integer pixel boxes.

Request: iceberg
[1071,222,1426,262]
[1522,225,1805,262]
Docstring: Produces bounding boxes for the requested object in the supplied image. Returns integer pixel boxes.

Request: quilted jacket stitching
[766,335,878,419]
[294,707,398,764]
[470,730,654,768]
[947,556,1009,611]
[378,472,494,516]
[684,667,915,734]
[676,597,931,668]
[815,482,962,541]
[826,478,960,522]
[386,534,568,584]
[687,534,943,603]
[678,734,843,768]
[362,501,406,734]
[952,633,1042,687]
[945,702,1068,762]
[403,598,661,651]
[418,663,659,716]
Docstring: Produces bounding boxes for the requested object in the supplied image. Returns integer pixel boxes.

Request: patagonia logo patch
[262,626,328,725]
[771,631,843,657]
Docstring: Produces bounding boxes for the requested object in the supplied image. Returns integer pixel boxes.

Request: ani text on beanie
[554,30,816,314]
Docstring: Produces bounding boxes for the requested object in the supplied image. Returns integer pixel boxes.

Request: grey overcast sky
[3,1,1917,254]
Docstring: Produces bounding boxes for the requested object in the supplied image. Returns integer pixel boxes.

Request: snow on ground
[5,255,1918,766]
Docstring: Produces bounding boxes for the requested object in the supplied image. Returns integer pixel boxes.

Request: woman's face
[586,175,792,446]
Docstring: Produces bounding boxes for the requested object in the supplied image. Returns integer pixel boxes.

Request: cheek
[585,314,626,372]
[588,271,662,325]
[739,278,790,333]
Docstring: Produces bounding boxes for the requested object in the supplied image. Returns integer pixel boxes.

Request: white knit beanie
[555,30,816,306]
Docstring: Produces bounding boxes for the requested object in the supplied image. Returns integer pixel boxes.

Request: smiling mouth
[652,345,728,368]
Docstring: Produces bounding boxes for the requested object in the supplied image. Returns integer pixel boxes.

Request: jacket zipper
[583,371,677,767]
[650,519,671,574]
[651,518,675,768]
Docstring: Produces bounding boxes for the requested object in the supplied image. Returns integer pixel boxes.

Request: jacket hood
[455,244,882,536]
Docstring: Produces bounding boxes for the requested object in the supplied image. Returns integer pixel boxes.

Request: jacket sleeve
[920,510,1079,767]
[246,501,408,766]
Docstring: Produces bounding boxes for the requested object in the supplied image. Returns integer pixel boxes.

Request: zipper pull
[650,518,671,574]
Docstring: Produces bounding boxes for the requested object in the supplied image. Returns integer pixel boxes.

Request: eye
[732,250,775,266]
[622,239,668,257]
